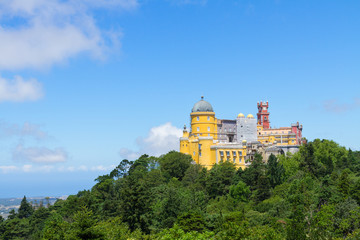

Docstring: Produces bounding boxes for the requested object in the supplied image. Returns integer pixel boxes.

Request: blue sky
[0,0,359,198]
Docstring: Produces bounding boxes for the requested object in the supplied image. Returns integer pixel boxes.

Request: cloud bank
[0,164,116,174]
[0,120,48,140]
[323,98,360,114]
[13,143,68,163]
[0,76,43,102]
[0,0,137,70]
[119,122,183,160]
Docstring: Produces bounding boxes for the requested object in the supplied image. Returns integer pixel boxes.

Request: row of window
[196,116,211,121]
[261,131,292,134]
[197,127,211,132]
[219,127,236,133]
[219,150,243,163]
[219,150,243,157]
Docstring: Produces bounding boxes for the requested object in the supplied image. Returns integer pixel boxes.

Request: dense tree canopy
[1,139,360,239]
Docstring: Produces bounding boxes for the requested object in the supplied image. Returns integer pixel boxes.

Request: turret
[257,101,270,129]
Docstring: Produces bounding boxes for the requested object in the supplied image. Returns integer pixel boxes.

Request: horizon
[0,0,359,198]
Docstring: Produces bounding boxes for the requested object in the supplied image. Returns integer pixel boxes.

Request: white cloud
[0,164,115,173]
[0,76,43,102]
[0,120,48,140]
[13,143,68,163]
[0,0,137,70]
[0,165,18,173]
[119,122,183,160]
[20,122,48,139]
[323,98,360,114]
[22,164,33,172]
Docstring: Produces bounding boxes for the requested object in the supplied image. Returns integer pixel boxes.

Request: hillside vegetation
[1,139,360,239]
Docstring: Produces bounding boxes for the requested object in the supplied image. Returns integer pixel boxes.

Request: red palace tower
[257,101,270,129]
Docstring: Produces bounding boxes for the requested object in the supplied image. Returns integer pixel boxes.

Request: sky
[0,0,359,198]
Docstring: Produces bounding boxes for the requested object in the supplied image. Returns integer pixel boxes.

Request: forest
[1,139,360,239]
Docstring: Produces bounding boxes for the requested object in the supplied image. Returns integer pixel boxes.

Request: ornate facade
[180,97,303,168]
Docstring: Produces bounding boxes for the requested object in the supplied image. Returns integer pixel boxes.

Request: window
[207,116,210,121]
[238,151,242,156]
[197,116,199,121]
[208,134,210,136]
[220,151,224,157]
[232,151,237,157]
[197,127,200,132]
[193,151,195,156]
[226,151,230,157]
[208,127,210,131]
[225,128,227,132]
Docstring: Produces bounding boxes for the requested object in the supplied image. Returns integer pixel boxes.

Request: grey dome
[192,97,214,112]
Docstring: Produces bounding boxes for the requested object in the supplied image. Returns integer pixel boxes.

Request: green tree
[68,206,104,240]
[254,175,271,203]
[338,169,351,198]
[266,154,284,188]
[286,194,307,240]
[18,196,34,219]
[241,153,265,190]
[229,180,250,202]
[159,151,193,181]
[182,164,207,191]
[177,212,205,233]
[42,213,69,240]
[299,142,321,177]
[206,161,236,198]
[7,209,17,220]
[309,204,335,240]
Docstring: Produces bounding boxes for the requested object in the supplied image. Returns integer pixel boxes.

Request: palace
[179,97,303,169]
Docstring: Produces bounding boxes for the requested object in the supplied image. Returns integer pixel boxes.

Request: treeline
[1,139,360,239]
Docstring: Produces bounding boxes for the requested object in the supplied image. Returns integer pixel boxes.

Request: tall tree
[254,175,271,203]
[266,154,285,188]
[206,161,236,198]
[18,196,34,219]
[241,153,265,190]
[338,169,351,198]
[159,151,193,181]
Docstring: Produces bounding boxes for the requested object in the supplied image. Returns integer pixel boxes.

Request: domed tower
[190,96,217,139]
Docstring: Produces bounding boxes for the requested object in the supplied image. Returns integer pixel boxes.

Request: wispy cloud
[0,164,116,173]
[0,121,49,140]
[0,0,137,70]
[119,122,182,160]
[12,143,68,164]
[0,165,18,173]
[0,76,43,102]
[323,98,360,114]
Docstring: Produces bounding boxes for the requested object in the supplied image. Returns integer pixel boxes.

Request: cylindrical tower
[190,97,217,139]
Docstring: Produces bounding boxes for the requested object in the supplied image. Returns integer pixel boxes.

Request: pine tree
[18,196,34,219]
[266,154,284,188]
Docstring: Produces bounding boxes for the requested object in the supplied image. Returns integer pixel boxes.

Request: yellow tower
[190,96,218,139]
[180,97,248,169]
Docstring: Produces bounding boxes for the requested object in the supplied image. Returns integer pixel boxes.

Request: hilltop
[1,139,360,239]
